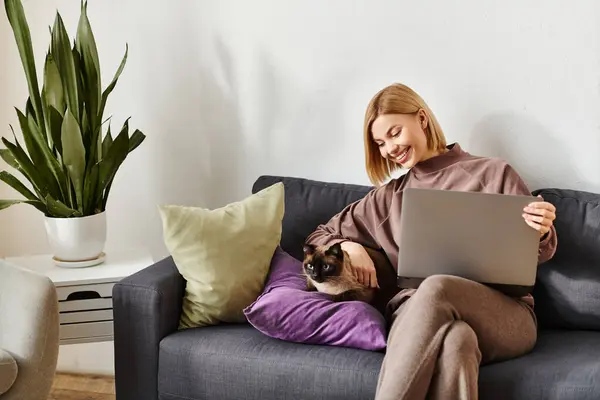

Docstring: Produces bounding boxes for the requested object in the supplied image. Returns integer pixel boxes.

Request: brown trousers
[375,275,537,400]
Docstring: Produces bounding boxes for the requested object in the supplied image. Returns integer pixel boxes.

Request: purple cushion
[243,247,388,351]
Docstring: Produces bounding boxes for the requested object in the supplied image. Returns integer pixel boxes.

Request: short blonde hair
[363,83,447,186]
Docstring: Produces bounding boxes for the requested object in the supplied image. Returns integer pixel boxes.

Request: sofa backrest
[531,188,600,330]
[253,175,600,330]
[252,175,372,261]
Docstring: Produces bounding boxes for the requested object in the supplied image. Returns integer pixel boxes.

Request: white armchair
[0,260,59,399]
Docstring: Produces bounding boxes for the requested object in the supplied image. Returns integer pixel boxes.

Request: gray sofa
[0,260,59,400]
[113,175,600,400]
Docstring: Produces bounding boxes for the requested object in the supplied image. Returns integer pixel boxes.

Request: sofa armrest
[0,261,59,400]
[113,256,185,400]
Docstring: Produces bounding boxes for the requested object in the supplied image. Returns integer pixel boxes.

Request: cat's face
[302,243,344,283]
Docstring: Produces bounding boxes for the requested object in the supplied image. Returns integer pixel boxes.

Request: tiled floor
[49,372,115,400]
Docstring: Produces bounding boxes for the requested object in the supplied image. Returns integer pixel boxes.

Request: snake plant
[0,0,145,217]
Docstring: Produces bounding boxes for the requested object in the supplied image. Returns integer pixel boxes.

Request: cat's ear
[326,242,343,259]
[303,244,316,256]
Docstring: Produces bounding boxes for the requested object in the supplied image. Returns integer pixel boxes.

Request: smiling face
[371,110,438,169]
[362,83,448,185]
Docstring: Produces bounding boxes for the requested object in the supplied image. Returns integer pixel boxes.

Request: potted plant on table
[1,0,146,266]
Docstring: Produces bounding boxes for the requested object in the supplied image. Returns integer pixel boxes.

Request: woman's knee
[386,275,474,322]
[415,274,467,302]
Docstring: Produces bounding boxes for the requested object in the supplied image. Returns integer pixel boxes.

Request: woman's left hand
[522,195,556,238]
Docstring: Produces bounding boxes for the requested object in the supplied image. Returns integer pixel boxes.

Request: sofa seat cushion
[479,330,600,400]
[158,324,384,400]
[158,325,600,400]
[0,348,17,395]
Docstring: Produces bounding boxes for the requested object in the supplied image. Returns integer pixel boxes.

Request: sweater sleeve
[498,163,558,264]
[304,181,396,250]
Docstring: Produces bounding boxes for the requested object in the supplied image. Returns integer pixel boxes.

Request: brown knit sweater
[305,142,558,306]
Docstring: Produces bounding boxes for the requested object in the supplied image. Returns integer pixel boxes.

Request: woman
[305,83,557,400]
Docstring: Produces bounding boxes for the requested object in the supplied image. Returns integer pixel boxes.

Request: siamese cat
[302,242,375,303]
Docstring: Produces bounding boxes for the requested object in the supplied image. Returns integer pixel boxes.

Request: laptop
[396,188,540,297]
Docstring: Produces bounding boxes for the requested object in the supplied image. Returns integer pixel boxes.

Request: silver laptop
[396,188,540,297]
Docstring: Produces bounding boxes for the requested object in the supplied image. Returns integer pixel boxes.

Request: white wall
[1,0,599,261]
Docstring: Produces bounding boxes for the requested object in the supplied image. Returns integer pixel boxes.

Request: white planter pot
[44,212,107,265]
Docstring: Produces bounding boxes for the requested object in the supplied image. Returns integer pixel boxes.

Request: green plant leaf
[82,105,90,140]
[0,170,39,201]
[0,146,31,187]
[96,118,126,203]
[28,111,69,200]
[40,88,53,149]
[15,108,62,199]
[82,103,99,204]
[71,47,86,122]
[117,117,129,139]
[40,50,59,151]
[47,106,64,156]
[0,136,46,198]
[102,179,114,211]
[17,106,68,202]
[76,0,101,133]
[45,194,81,217]
[16,108,43,162]
[0,199,46,213]
[128,129,146,153]
[83,161,99,214]
[51,12,79,120]
[102,123,112,155]
[98,124,129,209]
[75,1,102,174]
[61,108,86,212]
[43,51,65,115]
[98,44,127,120]
[4,0,45,135]
[0,148,20,170]
[64,166,74,208]
[24,96,47,144]
[25,96,35,120]
[81,103,90,153]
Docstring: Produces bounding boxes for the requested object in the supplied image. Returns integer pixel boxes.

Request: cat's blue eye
[306,264,313,270]
[323,264,331,271]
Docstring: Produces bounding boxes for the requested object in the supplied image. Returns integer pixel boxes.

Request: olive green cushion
[159,183,285,329]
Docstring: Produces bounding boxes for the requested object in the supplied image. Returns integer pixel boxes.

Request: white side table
[4,247,154,374]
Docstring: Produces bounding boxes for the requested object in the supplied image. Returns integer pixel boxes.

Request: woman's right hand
[340,241,379,289]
